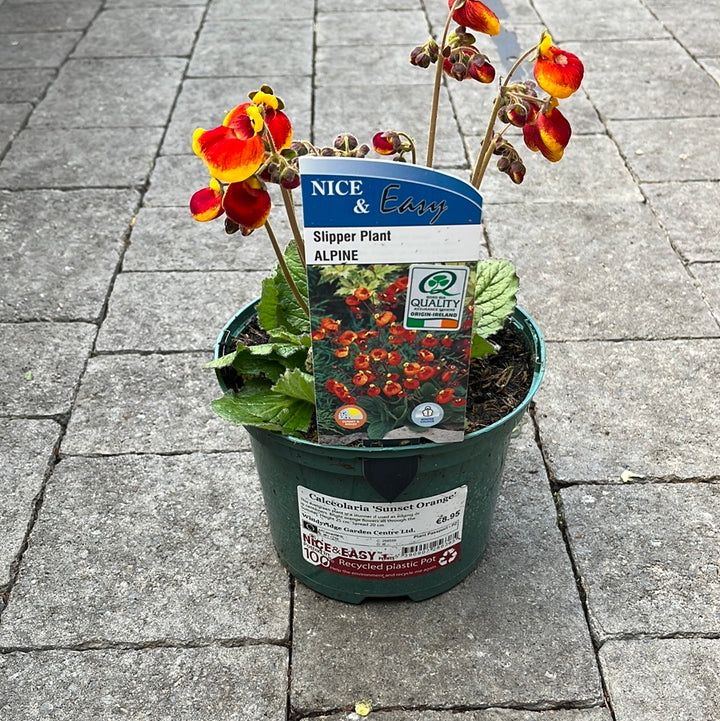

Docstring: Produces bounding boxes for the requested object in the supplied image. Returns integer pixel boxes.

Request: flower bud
[467,54,495,83]
[372,131,397,155]
[280,166,300,189]
[410,46,431,68]
[509,160,526,184]
[334,133,358,151]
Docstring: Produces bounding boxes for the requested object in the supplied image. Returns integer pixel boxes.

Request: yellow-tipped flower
[534,32,584,99]
[448,0,500,37]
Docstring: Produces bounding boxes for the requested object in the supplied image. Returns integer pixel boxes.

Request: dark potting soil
[223,318,534,441]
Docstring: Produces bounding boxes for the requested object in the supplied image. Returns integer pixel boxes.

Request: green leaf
[470,335,499,359]
[257,240,310,335]
[231,351,285,382]
[473,259,519,339]
[257,276,280,331]
[211,381,314,435]
[271,368,315,404]
[204,350,238,369]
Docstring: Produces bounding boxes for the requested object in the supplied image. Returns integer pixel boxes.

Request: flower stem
[264,219,309,316]
[281,186,306,267]
[425,5,457,167]
[470,44,538,188]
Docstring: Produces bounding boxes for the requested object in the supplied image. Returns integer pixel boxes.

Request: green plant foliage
[471,258,518,358]
[211,377,314,435]
[257,240,310,335]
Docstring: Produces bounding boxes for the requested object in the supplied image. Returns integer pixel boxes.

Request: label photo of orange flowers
[308,263,476,444]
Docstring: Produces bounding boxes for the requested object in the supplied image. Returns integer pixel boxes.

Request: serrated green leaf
[204,350,238,369]
[473,259,519,339]
[271,368,315,404]
[257,240,310,335]
[231,352,285,382]
[211,382,314,435]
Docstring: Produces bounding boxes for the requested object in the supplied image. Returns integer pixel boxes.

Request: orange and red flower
[222,177,271,234]
[190,178,223,222]
[193,104,265,184]
[533,32,584,99]
[522,102,572,162]
[448,0,500,36]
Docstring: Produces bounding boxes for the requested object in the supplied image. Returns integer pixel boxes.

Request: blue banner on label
[300,157,483,445]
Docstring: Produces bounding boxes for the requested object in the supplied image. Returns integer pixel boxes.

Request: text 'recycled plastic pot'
[215,300,545,603]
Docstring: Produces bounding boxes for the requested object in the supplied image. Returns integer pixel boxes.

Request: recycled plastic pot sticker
[300,157,483,445]
[297,485,468,580]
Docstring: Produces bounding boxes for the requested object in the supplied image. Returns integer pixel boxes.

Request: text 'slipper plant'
[191,0,584,436]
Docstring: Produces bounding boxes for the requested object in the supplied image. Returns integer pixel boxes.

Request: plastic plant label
[299,156,483,445]
[297,485,467,580]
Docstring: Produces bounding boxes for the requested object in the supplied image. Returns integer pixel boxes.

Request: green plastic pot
[215,300,545,603]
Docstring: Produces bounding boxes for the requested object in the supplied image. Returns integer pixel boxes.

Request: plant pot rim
[215,298,545,454]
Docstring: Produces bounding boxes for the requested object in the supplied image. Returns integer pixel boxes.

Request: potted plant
[190,0,583,603]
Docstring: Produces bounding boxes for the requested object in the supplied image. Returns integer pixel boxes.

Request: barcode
[401,532,460,557]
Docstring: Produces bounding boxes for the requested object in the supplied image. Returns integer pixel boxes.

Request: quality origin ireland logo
[403,264,470,330]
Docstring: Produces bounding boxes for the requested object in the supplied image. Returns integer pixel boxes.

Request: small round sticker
[334,405,368,430]
[411,402,444,428]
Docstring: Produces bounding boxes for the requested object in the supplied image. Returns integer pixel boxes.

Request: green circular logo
[418,270,458,296]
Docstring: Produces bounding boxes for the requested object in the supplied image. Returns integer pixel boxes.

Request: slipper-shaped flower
[522,102,572,162]
[190,177,224,221]
[193,104,266,184]
[534,32,584,99]
[222,177,271,235]
[448,0,500,37]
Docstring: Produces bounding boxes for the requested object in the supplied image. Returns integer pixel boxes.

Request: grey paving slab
[0,101,30,155]
[162,75,312,155]
[314,82,467,169]
[561,484,720,640]
[208,0,313,20]
[316,10,428,48]
[189,20,313,77]
[599,638,720,721]
[0,189,139,321]
[29,57,187,129]
[531,0,669,41]
[478,135,643,203]
[0,453,289,647]
[0,126,163,189]
[642,181,720,262]
[567,38,720,119]
[291,424,602,711]
[314,44,429,88]
[144,154,207,207]
[484,201,719,341]
[0,31,80,69]
[644,0,720,56]
[61,352,250,455]
[535,338,720,482]
[0,419,60,587]
[72,6,204,58]
[122,207,279,272]
[608,118,720,182]
[96,270,265,352]
[312,711,612,721]
[692,262,720,320]
[0,322,95,416]
[699,56,720,83]
[0,67,54,103]
[0,645,289,721]
[0,0,100,31]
